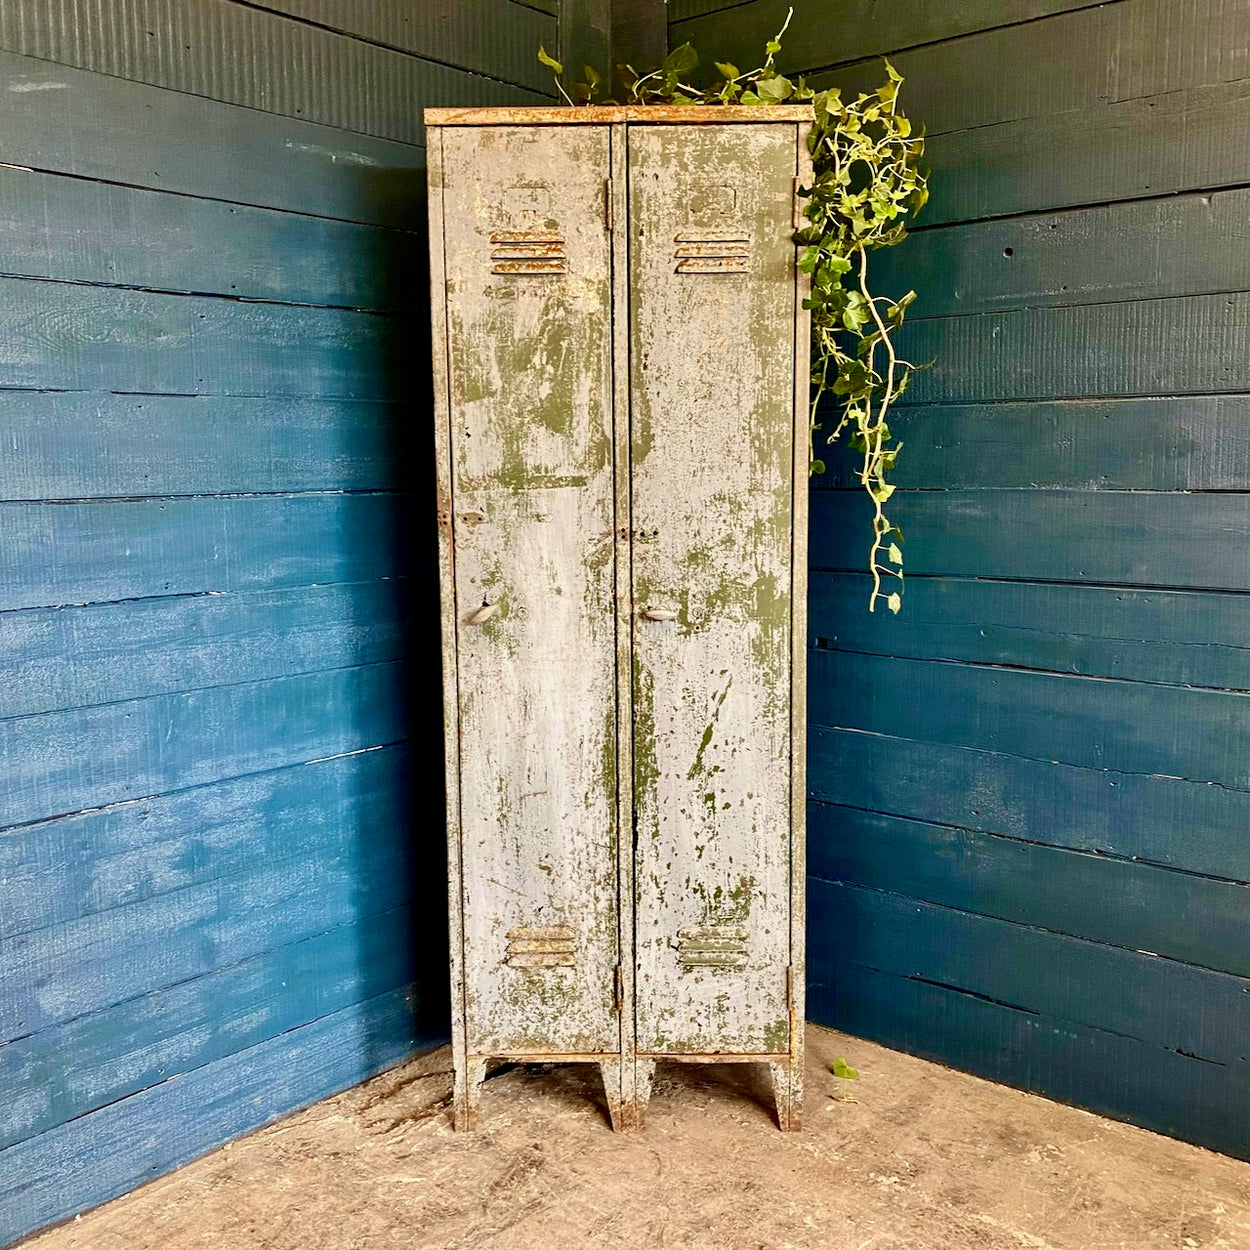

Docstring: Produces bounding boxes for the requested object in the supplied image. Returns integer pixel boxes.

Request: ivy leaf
[810,459,826,474]
[756,74,794,101]
[583,64,600,88]
[715,61,740,79]
[663,42,699,76]
[537,45,563,75]
[887,543,903,564]
[832,1058,859,1080]
[887,593,902,615]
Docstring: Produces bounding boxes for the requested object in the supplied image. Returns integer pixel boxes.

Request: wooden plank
[0,49,427,227]
[0,985,432,1247]
[0,810,413,1041]
[0,277,407,400]
[872,190,1250,319]
[239,0,558,94]
[810,489,1250,591]
[0,493,405,612]
[0,0,549,148]
[921,79,1250,227]
[669,0,1109,73]
[0,581,406,722]
[898,292,1250,405]
[0,393,407,502]
[0,163,420,310]
[809,808,1250,980]
[808,725,1250,881]
[808,648,1250,789]
[0,745,412,940]
[820,0,1250,137]
[0,661,408,829]
[810,573,1250,692]
[807,931,1250,1162]
[818,396,1250,491]
[0,904,419,1149]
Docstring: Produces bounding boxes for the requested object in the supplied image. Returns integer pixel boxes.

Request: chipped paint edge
[425,105,814,126]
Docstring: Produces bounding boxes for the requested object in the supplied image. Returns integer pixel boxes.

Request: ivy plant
[540,11,928,613]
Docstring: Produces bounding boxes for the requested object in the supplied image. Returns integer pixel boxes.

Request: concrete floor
[27,1025,1250,1250]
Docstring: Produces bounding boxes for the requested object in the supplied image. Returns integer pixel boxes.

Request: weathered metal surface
[425,104,813,126]
[438,123,620,1062]
[629,123,800,1058]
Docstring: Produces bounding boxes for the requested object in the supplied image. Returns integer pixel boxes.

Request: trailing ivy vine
[540,11,928,613]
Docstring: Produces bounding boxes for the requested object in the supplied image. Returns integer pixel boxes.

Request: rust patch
[506,924,576,969]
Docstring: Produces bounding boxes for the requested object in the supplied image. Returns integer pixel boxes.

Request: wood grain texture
[0,277,405,400]
[899,292,1250,405]
[0,985,434,1246]
[669,0,1110,71]
[0,493,407,611]
[0,744,413,939]
[809,808,1250,978]
[0,905,420,1149]
[808,648,1250,789]
[817,396,1250,491]
[808,725,1250,882]
[0,48,426,227]
[821,0,1250,136]
[0,0,549,147]
[629,123,799,1056]
[810,489,1250,591]
[0,661,408,829]
[0,393,406,501]
[872,190,1250,319]
[807,931,1250,1161]
[810,574,1250,691]
[0,163,420,309]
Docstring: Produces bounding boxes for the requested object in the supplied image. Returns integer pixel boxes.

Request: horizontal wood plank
[669,0,1108,71]
[0,277,409,400]
[0,164,421,310]
[898,292,1250,405]
[0,493,408,611]
[0,393,412,501]
[920,78,1250,227]
[807,920,1250,1161]
[808,648,1250,789]
[810,489,1250,591]
[820,0,1250,136]
[0,985,434,1246]
[810,573,1250,691]
[0,0,548,148]
[0,745,418,939]
[0,49,426,227]
[0,661,409,829]
[808,725,1250,880]
[810,807,1250,978]
[817,395,1250,491]
[241,0,557,94]
[872,190,1250,319]
[0,905,425,1149]
[0,805,413,1040]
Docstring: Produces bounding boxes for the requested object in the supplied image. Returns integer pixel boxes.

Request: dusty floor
[27,1025,1250,1250]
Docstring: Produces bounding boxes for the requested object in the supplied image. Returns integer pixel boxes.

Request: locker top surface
[425,104,813,126]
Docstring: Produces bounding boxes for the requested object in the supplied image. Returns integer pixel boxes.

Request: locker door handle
[640,605,678,622]
[467,603,498,625]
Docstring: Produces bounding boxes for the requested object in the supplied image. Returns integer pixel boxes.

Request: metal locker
[428,105,811,1132]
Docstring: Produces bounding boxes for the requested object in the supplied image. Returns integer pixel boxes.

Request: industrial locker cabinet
[427,104,812,1132]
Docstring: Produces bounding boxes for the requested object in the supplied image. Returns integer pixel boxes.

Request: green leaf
[887,593,902,615]
[715,61,740,79]
[757,74,795,101]
[663,42,699,76]
[583,64,600,88]
[887,543,903,564]
[537,45,563,75]
[832,1058,859,1080]
[765,37,782,55]
[810,459,826,475]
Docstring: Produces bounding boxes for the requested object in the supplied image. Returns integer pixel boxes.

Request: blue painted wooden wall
[0,3,555,1242]
[672,0,1250,1159]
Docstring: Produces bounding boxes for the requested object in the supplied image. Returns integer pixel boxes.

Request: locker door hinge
[605,178,614,232]
[613,964,624,1013]
[792,177,804,230]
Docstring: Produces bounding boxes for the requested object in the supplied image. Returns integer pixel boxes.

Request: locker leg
[768,1060,803,1132]
[627,1059,656,1131]
[599,1060,628,1132]
[454,1057,487,1132]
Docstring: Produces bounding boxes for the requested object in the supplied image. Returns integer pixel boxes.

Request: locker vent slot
[677,923,749,968]
[674,231,750,275]
[491,231,567,275]
[506,924,576,968]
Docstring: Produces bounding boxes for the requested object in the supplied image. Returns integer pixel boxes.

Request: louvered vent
[674,230,751,274]
[490,231,567,275]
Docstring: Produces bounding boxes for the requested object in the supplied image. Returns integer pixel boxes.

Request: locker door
[439,125,619,1056]
[629,123,800,1055]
